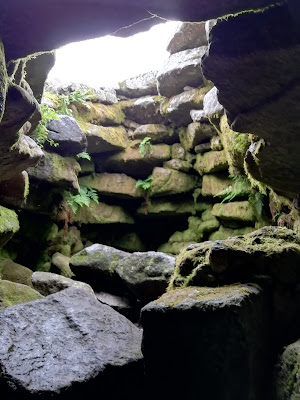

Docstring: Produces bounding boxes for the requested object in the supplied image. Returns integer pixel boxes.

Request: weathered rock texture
[141,284,272,400]
[0,287,143,399]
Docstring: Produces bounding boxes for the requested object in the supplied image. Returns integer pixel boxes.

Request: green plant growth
[214,175,250,204]
[32,104,60,147]
[136,175,153,215]
[64,186,99,215]
[249,191,265,220]
[215,174,267,221]
[76,151,91,161]
[56,89,92,116]
[136,175,153,191]
[139,137,153,158]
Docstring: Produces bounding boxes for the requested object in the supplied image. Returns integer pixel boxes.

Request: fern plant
[215,175,250,204]
[64,186,99,215]
[56,89,92,116]
[32,104,60,147]
[136,175,153,191]
[136,175,152,215]
[76,151,91,161]
[139,137,153,158]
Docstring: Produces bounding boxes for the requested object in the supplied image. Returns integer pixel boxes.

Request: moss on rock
[0,280,43,309]
[194,150,228,175]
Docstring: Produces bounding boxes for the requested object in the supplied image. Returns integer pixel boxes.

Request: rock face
[167,22,207,54]
[27,151,80,191]
[141,284,272,400]
[274,339,300,400]
[202,3,300,197]
[115,251,175,304]
[31,271,95,296]
[70,244,129,292]
[0,280,43,309]
[157,47,207,98]
[0,287,143,399]
[46,115,87,156]
[170,226,300,346]
[117,71,158,98]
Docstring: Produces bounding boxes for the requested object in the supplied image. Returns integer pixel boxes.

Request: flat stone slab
[212,200,256,222]
[120,96,167,125]
[161,86,210,126]
[73,201,134,225]
[150,167,201,197]
[157,47,207,98]
[131,124,177,144]
[167,22,207,54]
[79,172,143,199]
[83,124,128,154]
[0,287,143,398]
[101,144,171,179]
[194,150,228,175]
[117,71,158,98]
[27,151,80,191]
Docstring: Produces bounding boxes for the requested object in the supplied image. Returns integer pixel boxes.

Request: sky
[47,21,180,89]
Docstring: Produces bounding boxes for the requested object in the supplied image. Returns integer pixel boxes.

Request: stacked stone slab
[0,21,274,267]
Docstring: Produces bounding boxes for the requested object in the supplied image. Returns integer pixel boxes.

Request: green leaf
[76,151,91,161]
[139,137,153,158]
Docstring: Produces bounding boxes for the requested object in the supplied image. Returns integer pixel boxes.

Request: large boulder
[0,287,143,399]
[70,243,129,292]
[31,271,95,297]
[202,4,300,197]
[169,226,300,345]
[141,284,272,400]
[45,115,87,156]
[115,251,175,304]
[212,201,256,222]
[157,47,207,97]
[167,22,207,54]
[117,71,158,98]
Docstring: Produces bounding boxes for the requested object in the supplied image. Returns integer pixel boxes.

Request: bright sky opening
[47,21,180,88]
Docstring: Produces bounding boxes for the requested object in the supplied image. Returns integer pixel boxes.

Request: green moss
[156,284,253,308]
[0,280,43,309]
[0,206,19,234]
[75,101,125,126]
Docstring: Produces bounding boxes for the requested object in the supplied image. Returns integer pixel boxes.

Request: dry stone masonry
[0,4,299,400]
